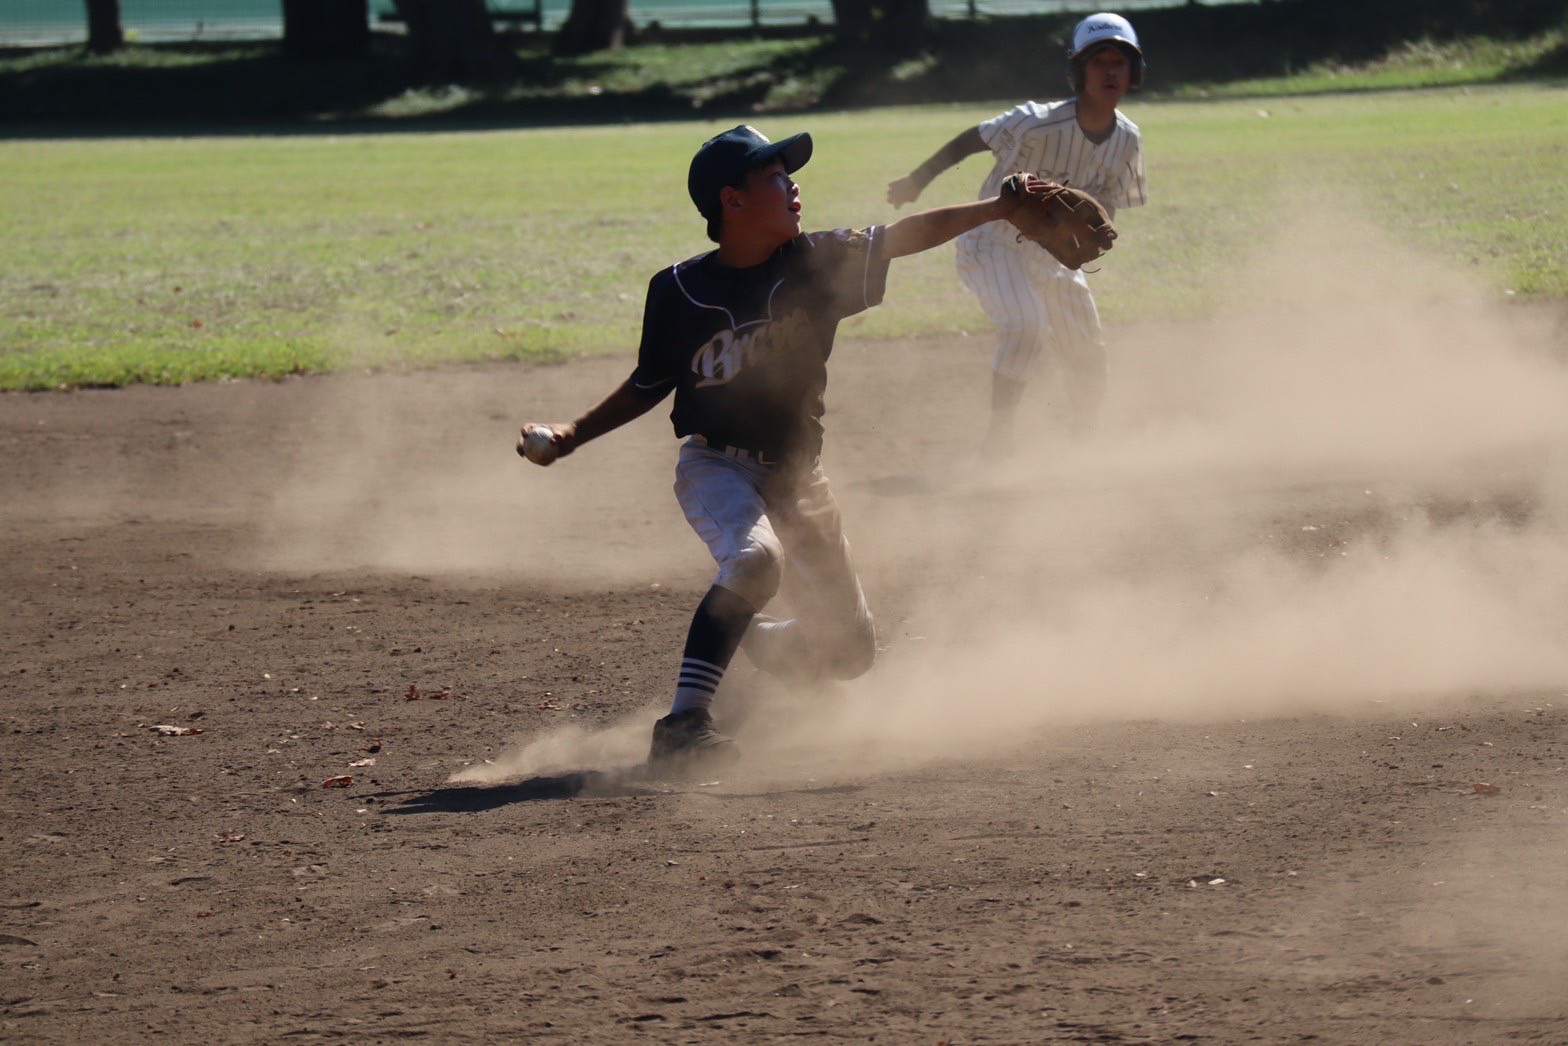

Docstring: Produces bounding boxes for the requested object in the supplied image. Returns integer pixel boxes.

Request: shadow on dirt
[379,771,665,811]
[378,775,865,811]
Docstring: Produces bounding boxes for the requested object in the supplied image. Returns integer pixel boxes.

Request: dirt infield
[5,251,1568,1040]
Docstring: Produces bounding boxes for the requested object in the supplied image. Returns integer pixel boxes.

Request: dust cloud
[808,204,1568,775]
[463,200,1568,783]
[242,195,1567,1022]
[249,365,696,584]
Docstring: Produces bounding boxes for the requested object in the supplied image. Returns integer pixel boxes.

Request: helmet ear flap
[1066,55,1086,94]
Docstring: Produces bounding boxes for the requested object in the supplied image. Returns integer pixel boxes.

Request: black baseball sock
[669,585,757,715]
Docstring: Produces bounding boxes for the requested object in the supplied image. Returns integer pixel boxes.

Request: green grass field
[2,81,1565,390]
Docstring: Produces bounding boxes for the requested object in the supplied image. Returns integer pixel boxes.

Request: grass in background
[2,83,1565,390]
[1168,31,1568,98]
[369,37,839,118]
[1,127,698,387]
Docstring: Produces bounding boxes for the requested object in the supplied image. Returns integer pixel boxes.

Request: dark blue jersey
[629,227,890,464]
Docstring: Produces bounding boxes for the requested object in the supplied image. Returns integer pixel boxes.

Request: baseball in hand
[522,427,559,466]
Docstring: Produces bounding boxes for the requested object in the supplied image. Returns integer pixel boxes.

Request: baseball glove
[1001,173,1117,270]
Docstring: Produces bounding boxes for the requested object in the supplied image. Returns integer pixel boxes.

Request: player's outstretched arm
[517,377,661,466]
[883,191,1017,260]
[886,126,987,208]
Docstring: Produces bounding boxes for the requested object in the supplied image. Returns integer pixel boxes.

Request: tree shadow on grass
[1510,37,1568,79]
[0,38,411,129]
[0,29,845,136]
[4,3,1565,138]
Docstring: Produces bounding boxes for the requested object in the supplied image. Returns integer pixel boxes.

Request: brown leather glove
[1000,172,1118,270]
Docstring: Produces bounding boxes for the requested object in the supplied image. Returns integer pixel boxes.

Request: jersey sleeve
[976,103,1037,158]
[628,269,680,401]
[808,227,891,319]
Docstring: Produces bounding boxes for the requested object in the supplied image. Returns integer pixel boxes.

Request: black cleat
[648,708,739,771]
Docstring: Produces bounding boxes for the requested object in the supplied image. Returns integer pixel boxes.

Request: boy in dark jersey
[519,124,1028,771]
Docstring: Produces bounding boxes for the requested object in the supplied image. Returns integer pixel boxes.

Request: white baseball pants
[674,440,875,682]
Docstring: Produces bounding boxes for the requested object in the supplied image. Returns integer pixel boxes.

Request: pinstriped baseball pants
[957,230,1107,421]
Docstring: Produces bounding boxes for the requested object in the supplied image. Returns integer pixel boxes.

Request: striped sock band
[670,658,725,715]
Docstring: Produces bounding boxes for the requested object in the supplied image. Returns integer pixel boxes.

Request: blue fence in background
[1,0,1221,45]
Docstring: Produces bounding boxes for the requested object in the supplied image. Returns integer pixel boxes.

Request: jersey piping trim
[631,374,675,396]
[859,226,883,307]
[670,257,784,333]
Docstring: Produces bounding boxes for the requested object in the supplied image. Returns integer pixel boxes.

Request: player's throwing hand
[517,423,572,466]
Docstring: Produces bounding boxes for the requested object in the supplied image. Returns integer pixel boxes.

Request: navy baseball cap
[687,125,813,220]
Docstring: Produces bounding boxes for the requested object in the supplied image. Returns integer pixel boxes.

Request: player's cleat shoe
[648,708,739,771]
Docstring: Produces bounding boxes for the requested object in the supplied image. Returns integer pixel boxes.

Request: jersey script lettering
[690,306,814,388]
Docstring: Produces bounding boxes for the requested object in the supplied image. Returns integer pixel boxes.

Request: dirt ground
[4,239,1568,1043]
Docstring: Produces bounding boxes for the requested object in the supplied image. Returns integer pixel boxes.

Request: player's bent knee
[716,541,783,609]
[822,620,876,680]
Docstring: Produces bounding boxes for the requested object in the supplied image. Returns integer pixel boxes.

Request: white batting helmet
[1067,12,1145,89]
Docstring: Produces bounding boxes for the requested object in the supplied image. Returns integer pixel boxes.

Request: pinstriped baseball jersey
[956,97,1146,385]
[971,98,1146,218]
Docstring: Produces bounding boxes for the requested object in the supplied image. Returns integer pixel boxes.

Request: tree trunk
[829,0,871,43]
[84,0,123,54]
[878,0,929,50]
[884,0,928,48]
[282,0,370,59]
[832,0,927,48]
[553,0,632,57]
[395,0,506,78]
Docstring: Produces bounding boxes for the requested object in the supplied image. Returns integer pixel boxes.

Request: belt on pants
[688,434,782,467]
